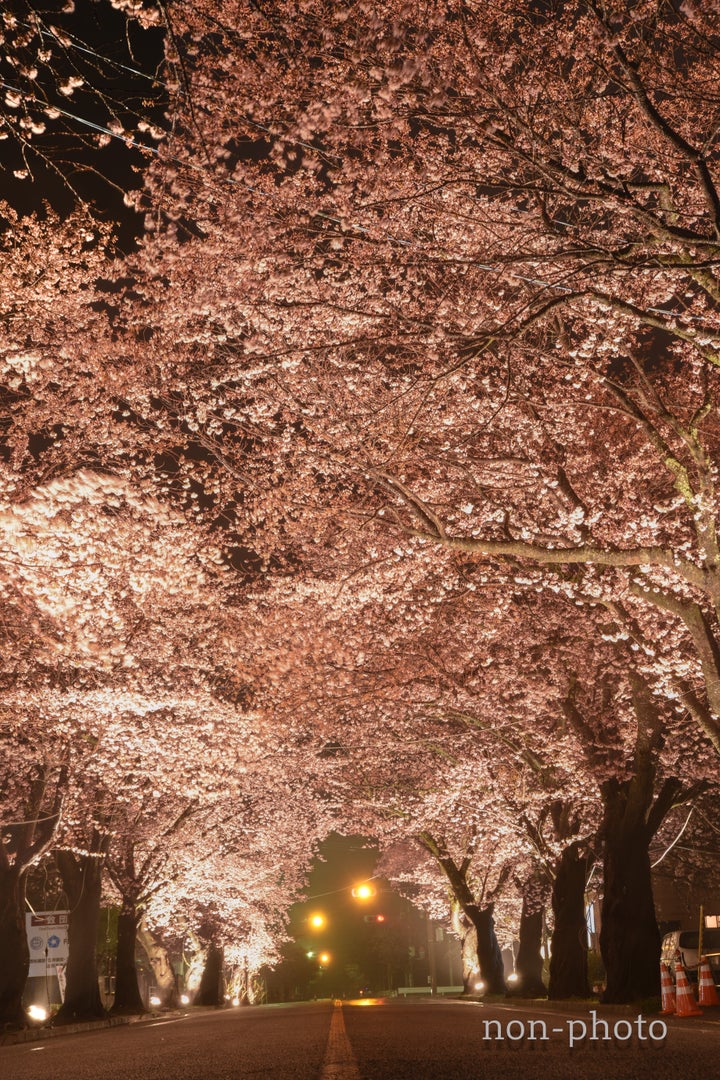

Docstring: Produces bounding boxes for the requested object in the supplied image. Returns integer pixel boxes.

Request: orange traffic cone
[697,956,720,1006]
[660,962,675,1015]
[674,958,703,1017]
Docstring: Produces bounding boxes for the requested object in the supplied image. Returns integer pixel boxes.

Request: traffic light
[363,913,386,924]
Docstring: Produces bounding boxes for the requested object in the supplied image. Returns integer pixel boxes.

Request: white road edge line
[320,1000,361,1080]
[144,1018,188,1027]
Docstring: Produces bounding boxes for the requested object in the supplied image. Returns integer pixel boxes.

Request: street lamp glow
[351,883,376,900]
[319,952,331,965]
[309,913,326,929]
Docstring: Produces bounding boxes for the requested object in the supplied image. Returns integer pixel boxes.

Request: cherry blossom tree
[103,742,297,1013]
[142,776,332,1006]
[0,715,67,1026]
[0,467,241,1021]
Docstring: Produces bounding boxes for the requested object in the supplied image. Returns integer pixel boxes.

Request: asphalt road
[3,997,720,1079]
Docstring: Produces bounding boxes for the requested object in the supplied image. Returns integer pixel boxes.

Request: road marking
[144,1018,187,1027]
[320,1001,361,1080]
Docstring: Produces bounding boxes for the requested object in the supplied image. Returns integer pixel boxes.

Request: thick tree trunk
[0,767,66,1028]
[548,842,590,999]
[451,902,478,994]
[512,892,546,998]
[54,849,107,1023]
[466,903,506,995]
[0,866,30,1028]
[595,670,694,1002]
[184,936,207,1001]
[111,904,145,1015]
[600,781,661,1003]
[138,924,178,1008]
[195,944,224,1007]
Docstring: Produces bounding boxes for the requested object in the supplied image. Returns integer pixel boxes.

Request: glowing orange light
[309,913,326,929]
[319,952,331,965]
[352,883,376,900]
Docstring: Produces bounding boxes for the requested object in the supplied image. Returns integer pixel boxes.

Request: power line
[0,80,161,155]
[303,874,380,902]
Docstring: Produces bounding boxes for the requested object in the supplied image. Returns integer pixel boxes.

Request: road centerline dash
[320,1001,361,1080]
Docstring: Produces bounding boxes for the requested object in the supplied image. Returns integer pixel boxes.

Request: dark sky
[1,0,167,247]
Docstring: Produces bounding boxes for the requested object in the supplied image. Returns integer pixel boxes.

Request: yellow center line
[320,1001,361,1080]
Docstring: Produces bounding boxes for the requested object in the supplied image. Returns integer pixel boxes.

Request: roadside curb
[390,993,642,1015]
[454,995,720,1023]
[463,996,641,1016]
[0,1010,187,1047]
[0,1002,213,1045]
[1,1015,131,1047]
[421,994,641,1015]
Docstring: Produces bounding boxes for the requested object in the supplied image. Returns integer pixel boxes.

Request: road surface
[3,997,720,1079]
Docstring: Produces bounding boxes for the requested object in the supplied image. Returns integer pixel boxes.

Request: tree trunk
[420,836,507,995]
[600,780,661,1003]
[0,765,66,1028]
[548,842,590,999]
[0,866,29,1028]
[138,924,178,1008]
[184,935,207,1000]
[466,903,506,994]
[451,901,477,994]
[111,904,145,1015]
[512,891,546,997]
[54,848,107,1024]
[195,944,224,1007]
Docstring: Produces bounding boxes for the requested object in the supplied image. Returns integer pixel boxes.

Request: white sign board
[26,911,69,977]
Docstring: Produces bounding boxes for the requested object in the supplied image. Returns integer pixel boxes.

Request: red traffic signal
[363,913,386,923]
